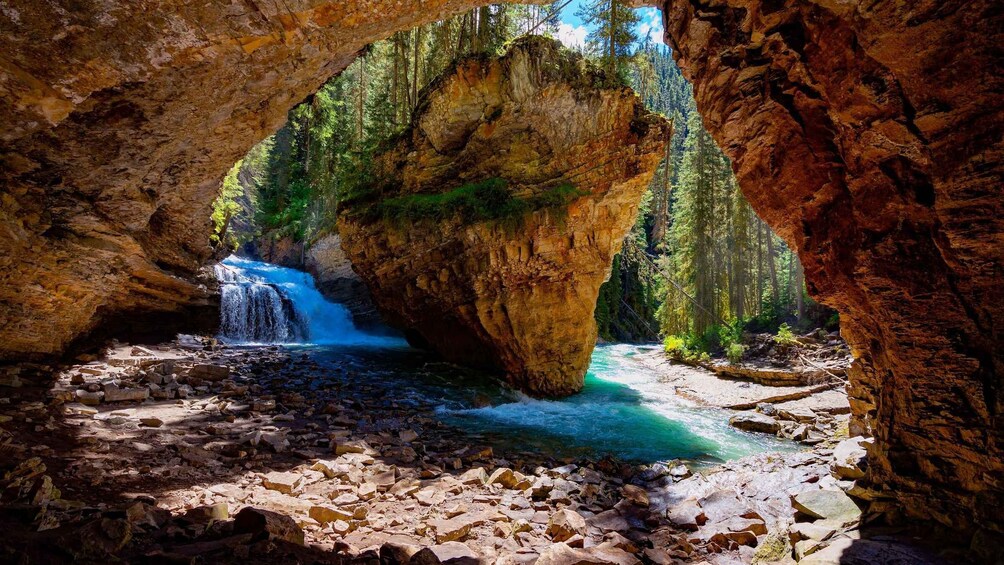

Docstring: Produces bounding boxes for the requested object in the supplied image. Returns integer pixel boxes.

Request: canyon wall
[0,0,522,360]
[304,233,384,330]
[651,0,1003,542]
[0,0,1001,545]
[338,38,668,395]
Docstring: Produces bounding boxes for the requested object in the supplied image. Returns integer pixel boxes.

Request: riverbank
[0,338,953,564]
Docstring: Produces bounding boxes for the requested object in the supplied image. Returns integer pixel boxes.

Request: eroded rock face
[304,233,382,329]
[0,0,511,360]
[0,0,999,544]
[653,0,1003,538]
[338,38,668,396]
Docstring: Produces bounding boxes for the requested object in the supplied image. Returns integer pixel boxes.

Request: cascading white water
[214,256,790,464]
[214,255,401,346]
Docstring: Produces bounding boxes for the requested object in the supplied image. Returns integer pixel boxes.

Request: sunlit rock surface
[338,38,668,396]
[0,0,514,360]
[655,0,1003,542]
[0,0,1000,545]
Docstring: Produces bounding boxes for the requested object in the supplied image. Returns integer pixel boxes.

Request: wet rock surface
[0,337,962,564]
[339,37,668,397]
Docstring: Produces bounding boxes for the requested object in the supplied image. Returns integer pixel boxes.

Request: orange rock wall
[339,38,668,396]
[652,0,1003,537]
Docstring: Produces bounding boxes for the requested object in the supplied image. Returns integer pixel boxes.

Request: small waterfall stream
[214,256,401,346]
[214,257,790,465]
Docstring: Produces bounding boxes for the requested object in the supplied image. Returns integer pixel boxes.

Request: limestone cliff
[0,0,1001,544]
[654,0,1003,541]
[338,38,668,396]
[0,0,517,360]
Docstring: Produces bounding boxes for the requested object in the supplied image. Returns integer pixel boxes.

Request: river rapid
[217,256,794,467]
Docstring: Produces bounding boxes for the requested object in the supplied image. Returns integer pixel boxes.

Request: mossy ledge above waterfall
[338,37,669,397]
[343,177,587,231]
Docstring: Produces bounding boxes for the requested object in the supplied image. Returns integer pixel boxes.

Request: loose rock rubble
[0,337,953,563]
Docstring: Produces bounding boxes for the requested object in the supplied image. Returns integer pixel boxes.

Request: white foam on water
[438,343,795,463]
[215,255,404,347]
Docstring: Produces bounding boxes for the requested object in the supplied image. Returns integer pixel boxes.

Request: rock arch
[0,0,1001,545]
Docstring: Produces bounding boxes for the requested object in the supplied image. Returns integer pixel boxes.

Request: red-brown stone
[0,0,1000,544]
[652,0,1003,538]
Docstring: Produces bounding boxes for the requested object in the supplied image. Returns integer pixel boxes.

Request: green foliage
[774,323,799,347]
[210,160,251,251]
[725,343,746,365]
[663,335,685,354]
[363,178,586,230]
[717,318,744,349]
[662,332,711,364]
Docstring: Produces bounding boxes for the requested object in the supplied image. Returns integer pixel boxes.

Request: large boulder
[831,437,871,480]
[792,489,862,527]
[339,37,669,396]
[728,411,781,434]
[411,542,481,565]
[546,509,588,542]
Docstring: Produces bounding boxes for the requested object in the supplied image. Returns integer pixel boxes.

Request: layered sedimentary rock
[0,0,1000,545]
[304,233,382,329]
[0,0,520,360]
[653,0,1003,542]
[339,38,668,396]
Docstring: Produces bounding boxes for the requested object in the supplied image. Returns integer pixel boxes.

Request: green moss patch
[348,178,586,230]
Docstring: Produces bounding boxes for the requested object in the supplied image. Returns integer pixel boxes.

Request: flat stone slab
[792,489,861,525]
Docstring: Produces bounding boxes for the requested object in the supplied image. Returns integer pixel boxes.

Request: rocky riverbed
[0,338,955,564]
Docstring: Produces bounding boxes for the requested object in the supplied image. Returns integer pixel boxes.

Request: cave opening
[0,1,1000,563]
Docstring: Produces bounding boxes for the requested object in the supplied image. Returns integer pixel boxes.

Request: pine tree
[576,0,640,78]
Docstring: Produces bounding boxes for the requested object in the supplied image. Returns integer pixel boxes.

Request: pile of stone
[0,338,945,564]
[728,400,847,445]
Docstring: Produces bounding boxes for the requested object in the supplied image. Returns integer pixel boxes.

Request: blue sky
[554,1,665,49]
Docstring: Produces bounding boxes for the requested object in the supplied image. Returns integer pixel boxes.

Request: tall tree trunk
[391,34,400,126]
[477,6,491,52]
[457,12,469,55]
[608,0,617,76]
[786,248,794,309]
[412,25,422,111]
[766,227,781,306]
[756,219,764,316]
[795,253,805,320]
[356,55,365,145]
[651,121,673,246]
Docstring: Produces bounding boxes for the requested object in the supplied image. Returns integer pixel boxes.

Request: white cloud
[555,22,588,50]
[637,9,666,44]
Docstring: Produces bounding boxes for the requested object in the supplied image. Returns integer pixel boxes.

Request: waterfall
[215,258,309,343]
[214,256,401,346]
